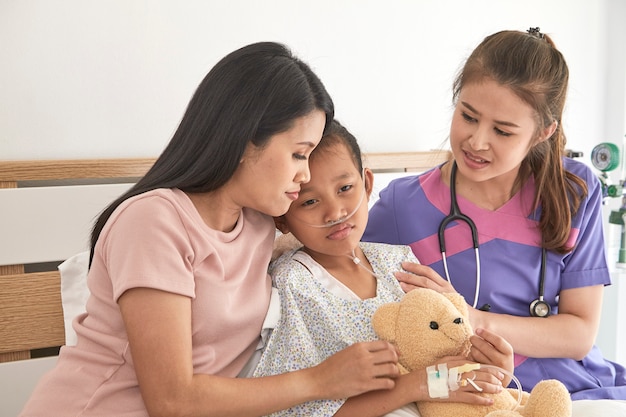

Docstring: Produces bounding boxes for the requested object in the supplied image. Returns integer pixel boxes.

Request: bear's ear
[444,292,469,319]
[372,302,401,343]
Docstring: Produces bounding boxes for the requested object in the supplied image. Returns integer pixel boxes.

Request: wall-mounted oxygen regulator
[591,142,624,198]
[590,140,626,266]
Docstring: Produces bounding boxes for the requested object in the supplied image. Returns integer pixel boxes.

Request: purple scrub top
[364,158,626,400]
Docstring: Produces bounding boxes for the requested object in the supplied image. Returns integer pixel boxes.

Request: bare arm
[118,288,400,417]
[469,285,603,359]
[396,262,603,360]
[333,357,504,417]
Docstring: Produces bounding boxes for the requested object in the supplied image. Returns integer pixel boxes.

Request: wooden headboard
[0,150,450,364]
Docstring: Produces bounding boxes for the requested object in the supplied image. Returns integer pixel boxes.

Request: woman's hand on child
[310,340,400,400]
[395,262,456,294]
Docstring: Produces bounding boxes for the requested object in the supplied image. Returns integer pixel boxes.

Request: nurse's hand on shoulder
[395,262,455,294]
[310,340,400,399]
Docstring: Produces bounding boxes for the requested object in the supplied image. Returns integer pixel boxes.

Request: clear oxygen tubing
[291,169,366,228]
[290,169,407,295]
[478,364,523,409]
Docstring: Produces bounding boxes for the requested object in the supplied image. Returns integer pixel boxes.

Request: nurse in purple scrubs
[364,28,626,400]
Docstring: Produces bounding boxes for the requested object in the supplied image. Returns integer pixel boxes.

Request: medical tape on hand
[426,364,449,398]
[449,363,482,392]
[448,367,460,391]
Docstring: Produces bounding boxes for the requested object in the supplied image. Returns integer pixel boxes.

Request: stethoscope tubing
[438,162,480,253]
[438,161,549,316]
[438,162,481,308]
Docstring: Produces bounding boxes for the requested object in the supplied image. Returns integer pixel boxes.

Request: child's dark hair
[312,119,364,174]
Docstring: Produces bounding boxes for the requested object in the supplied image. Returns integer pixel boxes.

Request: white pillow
[58,251,90,346]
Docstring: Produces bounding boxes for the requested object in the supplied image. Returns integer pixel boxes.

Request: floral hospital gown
[253,241,420,417]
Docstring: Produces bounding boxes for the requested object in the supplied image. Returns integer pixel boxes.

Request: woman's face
[233,110,326,217]
[277,142,373,261]
[449,78,550,188]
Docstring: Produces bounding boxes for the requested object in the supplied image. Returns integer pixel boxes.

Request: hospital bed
[1,151,623,416]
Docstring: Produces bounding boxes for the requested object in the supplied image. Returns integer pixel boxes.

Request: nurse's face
[449,78,552,188]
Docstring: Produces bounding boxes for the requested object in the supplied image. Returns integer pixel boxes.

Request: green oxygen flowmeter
[591,142,621,172]
[591,141,626,265]
[591,142,622,197]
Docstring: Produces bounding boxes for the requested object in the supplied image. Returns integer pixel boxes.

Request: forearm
[145,368,322,417]
[334,359,504,417]
[141,339,402,417]
[333,372,426,417]
[471,309,597,360]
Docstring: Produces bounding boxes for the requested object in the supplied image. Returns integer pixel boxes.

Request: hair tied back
[527,27,545,39]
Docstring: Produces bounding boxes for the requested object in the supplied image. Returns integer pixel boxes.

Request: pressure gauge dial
[591,143,620,172]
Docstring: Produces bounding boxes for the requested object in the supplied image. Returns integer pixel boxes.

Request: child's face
[277,142,373,261]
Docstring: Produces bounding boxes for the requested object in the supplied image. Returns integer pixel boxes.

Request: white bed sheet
[572,399,626,416]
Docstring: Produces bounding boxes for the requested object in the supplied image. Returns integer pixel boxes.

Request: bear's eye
[429,321,439,330]
[454,317,463,324]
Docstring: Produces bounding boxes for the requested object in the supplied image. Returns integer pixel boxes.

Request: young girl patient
[253,120,514,417]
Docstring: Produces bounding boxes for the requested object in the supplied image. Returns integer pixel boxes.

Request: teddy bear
[372,288,572,417]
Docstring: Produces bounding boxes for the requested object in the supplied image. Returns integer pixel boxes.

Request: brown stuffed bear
[372,288,572,417]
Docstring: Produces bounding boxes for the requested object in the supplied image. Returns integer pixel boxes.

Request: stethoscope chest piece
[529,248,550,317]
[529,298,551,318]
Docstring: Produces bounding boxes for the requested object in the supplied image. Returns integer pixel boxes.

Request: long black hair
[90,42,334,263]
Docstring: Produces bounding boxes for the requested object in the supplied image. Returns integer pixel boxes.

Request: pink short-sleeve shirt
[21,188,274,416]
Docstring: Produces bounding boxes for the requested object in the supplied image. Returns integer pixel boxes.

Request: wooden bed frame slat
[0,264,25,275]
[0,158,156,181]
[0,271,65,354]
[0,151,450,182]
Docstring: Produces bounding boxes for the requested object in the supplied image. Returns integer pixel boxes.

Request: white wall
[0,0,616,160]
[1,0,625,361]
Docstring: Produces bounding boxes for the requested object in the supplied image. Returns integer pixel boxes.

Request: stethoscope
[438,161,550,318]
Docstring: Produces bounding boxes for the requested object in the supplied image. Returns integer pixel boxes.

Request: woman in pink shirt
[20,42,401,417]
